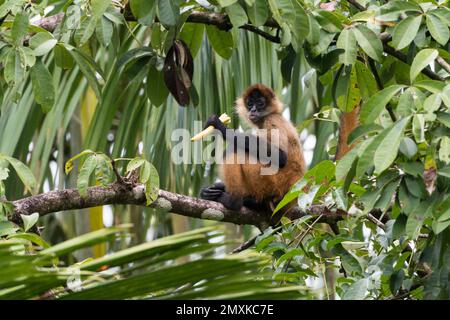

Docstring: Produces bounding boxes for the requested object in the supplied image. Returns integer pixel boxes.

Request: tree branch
[33,10,280,44]
[10,183,344,230]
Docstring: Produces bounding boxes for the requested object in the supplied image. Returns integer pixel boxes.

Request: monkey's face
[246,90,268,123]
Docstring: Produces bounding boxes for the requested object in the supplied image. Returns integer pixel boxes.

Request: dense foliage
[0,0,449,299]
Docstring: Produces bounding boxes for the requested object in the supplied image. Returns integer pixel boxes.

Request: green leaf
[67,46,102,100]
[7,232,50,248]
[347,123,383,145]
[246,0,268,27]
[272,179,307,214]
[410,49,438,83]
[218,0,238,6]
[0,221,19,237]
[374,116,410,174]
[337,28,357,66]
[297,185,319,210]
[54,43,74,69]
[18,46,35,68]
[353,24,383,62]
[206,25,234,59]
[315,9,343,33]
[30,59,55,113]
[360,85,404,124]
[4,49,24,86]
[130,0,156,26]
[426,14,450,46]
[399,137,417,159]
[77,155,98,197]
[11,12,29,45]
[225,3,248,27]
[354,60,378,101]
[423,93,442,113]
[397,88,414,117]
[157,0,179,27]
[29,32,57,56]
[342,279,369,300]
[286,0,309,51]
[440,85,450,110]
[406,198,433,240]
[179,23,204,58]
[126,157,145,173]
[96,16,114,47]
[91,0,111,19]
[335,65,360,112]
[414,80,446,94]
[439,136,450,164]
[65,150,95,174]
[392,15,422,50]
[377,0,421,21]
[20,212,39,232]
[146,63,169,107]
[141,161,159,205]
[436,112,450,128]
[332,188,348,210]
[0,155,37,193]
[336,144,360,182]
[412,114,425,143]
[40,225,130,257]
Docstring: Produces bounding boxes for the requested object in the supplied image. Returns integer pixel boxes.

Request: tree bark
[11,183,345,230]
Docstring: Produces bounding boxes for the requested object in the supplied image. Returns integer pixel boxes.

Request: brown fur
[220,84,306,205]
[335,106,360,160]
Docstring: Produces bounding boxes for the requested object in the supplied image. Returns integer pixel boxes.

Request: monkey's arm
[204,115,287,168]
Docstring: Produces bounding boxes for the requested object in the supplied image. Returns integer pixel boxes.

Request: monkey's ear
[265,87,275,99]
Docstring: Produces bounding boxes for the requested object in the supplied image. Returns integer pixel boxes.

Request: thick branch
[11,183,344,230]
[34,10,280,44]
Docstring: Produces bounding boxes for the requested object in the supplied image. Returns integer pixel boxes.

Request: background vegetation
[0,0,449,300]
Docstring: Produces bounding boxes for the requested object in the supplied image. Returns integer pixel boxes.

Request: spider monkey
[200,84,306,213]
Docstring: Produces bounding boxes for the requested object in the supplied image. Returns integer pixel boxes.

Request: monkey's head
[236,84,282,125]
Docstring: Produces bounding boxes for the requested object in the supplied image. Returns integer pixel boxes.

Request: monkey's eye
[246,99,253,109]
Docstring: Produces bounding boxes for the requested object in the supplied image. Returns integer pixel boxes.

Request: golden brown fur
[220,84,306,205]
[335,106,360,160]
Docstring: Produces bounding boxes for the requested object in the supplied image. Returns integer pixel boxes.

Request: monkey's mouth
[249,114,259,122]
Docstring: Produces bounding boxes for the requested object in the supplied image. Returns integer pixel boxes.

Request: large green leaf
[426,14,450,46]
[30,59,55,113]
[374,116,411,174]
[179,23,204,57]
[29,31,57,56]
[157,0,179,27]
[353,24,383,62]
[0,155,37,194]
[130,0,156,25]
[11,12,28,45]
[360,85,404,124]
[206,25,234,59]
[337,28,357,66]
[246,0,268,27]
[76,155,98,197]
[410,49,438,83]
[392,15,422,50]
[146,63,169,107]
[225,2,248,27]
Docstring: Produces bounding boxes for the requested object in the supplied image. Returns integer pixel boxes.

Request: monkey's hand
[200,182,225,201]
[191,114,230,141]
[200,182,243,211]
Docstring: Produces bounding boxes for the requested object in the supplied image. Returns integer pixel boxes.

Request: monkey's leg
[200,182,243,211]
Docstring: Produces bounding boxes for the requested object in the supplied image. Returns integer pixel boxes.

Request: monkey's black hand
[200,182,243,211]
[204,114,227,138]
[200,182,225,201]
